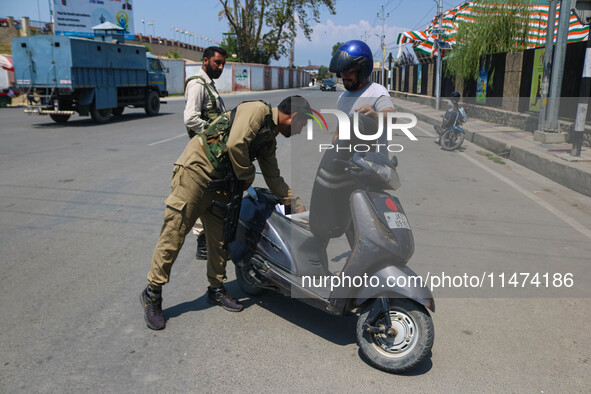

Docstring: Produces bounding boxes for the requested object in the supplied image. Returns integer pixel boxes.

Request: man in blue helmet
[329,40,396,147]
[308,40,397,246]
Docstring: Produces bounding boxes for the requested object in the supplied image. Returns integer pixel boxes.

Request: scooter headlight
[366,160,401,190]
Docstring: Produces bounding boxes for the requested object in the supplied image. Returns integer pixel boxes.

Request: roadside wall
[389,41,590,122]
[160,58,185,95]
[184,63,310,93]
[128,35,203,62]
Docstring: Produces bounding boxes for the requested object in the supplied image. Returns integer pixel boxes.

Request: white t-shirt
[336,82,394,115]
[337,82,394,149]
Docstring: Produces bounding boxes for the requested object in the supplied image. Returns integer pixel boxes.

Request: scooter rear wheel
[235,264,267,296]
[357,298,434,373]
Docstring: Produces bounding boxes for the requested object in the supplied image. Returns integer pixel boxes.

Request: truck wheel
[113,107,125,116]
[144,91,160,116]
[50,114,71,123]
[90,106,112,124]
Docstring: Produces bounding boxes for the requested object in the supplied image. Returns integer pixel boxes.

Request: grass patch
[476,150,505,165]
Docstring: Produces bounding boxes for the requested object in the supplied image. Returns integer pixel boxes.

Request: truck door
[147,57,167,96]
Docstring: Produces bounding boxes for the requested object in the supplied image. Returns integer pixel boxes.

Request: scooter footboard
[350,265,435,312]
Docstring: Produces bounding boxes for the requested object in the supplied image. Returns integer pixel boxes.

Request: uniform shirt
[184,68,226,133]
[175,101,303,211]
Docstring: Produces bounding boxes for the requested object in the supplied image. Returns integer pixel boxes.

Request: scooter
[229,115,435,373]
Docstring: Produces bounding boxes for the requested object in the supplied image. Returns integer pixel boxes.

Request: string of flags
[397,1,589,57]
[139,19,221,45]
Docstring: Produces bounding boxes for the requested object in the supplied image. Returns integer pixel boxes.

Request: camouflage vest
[197,101,274,172]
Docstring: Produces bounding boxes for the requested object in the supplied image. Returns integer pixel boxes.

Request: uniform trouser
[192,218,204,236]
[147,165,230,289]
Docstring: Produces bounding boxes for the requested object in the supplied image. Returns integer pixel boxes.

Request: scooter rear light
[385,198,398,211]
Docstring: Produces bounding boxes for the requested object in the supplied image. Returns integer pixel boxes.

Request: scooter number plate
[384,212,411,230]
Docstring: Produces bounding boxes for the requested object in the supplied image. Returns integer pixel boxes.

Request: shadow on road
[30,112,175,128]
[165,279,357,346]
[357,348,434,375]
[236,283,357,347]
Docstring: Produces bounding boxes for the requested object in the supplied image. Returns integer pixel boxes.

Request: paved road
[1,87,590,392]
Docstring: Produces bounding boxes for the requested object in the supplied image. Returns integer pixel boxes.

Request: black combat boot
[207,286,244,312]
[140,286,165,330]
[196,233,207,260]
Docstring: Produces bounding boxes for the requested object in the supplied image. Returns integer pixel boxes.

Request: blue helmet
[329,40,373,82]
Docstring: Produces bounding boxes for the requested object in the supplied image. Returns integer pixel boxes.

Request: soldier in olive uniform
[184,46,228,260]
[141,96,310,330]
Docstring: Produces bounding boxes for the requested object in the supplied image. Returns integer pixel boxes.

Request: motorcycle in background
[434,91,468,151]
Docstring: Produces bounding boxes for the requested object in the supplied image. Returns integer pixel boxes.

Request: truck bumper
[24,107,75,116]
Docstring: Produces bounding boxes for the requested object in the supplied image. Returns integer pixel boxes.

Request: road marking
[414,123,591,241]
[148,134,185,146]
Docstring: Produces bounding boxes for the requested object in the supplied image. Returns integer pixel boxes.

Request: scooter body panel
[231,187,433,314]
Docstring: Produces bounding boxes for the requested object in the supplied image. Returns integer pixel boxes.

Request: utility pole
[377,5,389,87]
[361,30,370,42]
[538,0,558,131]
[434,0,443,110]
[48,0,54,34]
[571,0,591,156]
[289,38,294,68]
[546,0,573,132]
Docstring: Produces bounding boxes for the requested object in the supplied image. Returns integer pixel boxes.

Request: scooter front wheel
[357,298,434,373]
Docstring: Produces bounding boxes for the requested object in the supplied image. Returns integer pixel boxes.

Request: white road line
[148,134,186,146]
[414,122,591,240]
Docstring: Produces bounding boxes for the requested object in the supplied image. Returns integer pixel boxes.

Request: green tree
[331,41,344,56]
[218,0,336,64]
[317,65,330,79]
[220,34,245,62]
[445,0,532,80]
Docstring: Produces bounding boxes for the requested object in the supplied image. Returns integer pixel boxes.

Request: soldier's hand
[294,205,306,214]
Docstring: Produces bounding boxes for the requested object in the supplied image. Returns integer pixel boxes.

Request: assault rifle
[207,171,244,250]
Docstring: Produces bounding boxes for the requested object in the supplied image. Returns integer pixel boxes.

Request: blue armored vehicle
[11,31,167,123]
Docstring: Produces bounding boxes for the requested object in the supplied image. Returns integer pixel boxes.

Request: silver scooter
[229,115,434,373]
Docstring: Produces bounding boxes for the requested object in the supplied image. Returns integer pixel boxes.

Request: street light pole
[378,6,389,87]
[571,1,591,156]
[538,0,558,132]
[435,0,443,110]
[546,0,573,132]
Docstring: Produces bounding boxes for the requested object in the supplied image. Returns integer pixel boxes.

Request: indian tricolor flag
[397,1,589,56]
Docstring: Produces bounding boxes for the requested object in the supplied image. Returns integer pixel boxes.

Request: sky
[2,0,465,66]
